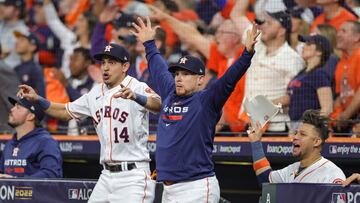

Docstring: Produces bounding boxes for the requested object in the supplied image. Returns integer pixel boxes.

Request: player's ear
[314,136,322,147]
[197,75,205,86]
[26,112,36,123]
[122,62,130,73]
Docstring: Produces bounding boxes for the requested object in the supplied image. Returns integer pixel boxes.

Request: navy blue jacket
[145,40,254,181]
[0,128,63,178]
[14,60,46,97]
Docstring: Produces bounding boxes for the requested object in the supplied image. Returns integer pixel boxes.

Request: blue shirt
[14,60,46,97]
[145,40,253,181]
[288,67,331,120]
[0,128,63,178]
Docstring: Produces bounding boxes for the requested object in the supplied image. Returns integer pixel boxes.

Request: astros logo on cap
[104,45,113,52]
[179,57,188,64]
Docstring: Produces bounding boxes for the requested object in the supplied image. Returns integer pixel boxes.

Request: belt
[104,163,136,172]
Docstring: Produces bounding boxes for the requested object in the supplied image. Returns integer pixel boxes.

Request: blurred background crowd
[0,0,359,137]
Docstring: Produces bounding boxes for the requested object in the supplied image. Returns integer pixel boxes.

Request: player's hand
[248,121,265,142]
[17,84,39,102]
[131,16,160,43]
[0,174,14,178]
[244,21,260,53]
[342,173,360,187]
[113,87,136,100]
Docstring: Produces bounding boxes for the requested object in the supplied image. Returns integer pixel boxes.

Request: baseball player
[0,97,62,178]
[249,109,345,184]
[17,44,161,203]
[131,17,259,202]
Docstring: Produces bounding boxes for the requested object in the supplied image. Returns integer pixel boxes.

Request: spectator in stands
[13,30,46,98]
[32,0,62,67]
[53,47,95,135]
[311,0,357,31]
[0,44,20,133]
[43,0,97,78]
[333,20,360,133]
[149,4,251,134]
[91,6,135,60]
[274,35,333,131]
[249,109,345,184]
[245,11,304,132]
[0,97,62,178]
[313,24,340,97]
[0,0,28,68]
[342,173,360,186]
[288,7,311,53]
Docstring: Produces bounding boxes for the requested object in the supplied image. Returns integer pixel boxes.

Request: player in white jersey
[16,43,161,203]
[248,109,345,185]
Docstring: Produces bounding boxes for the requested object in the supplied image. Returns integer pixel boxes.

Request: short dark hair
[301,109,330,143]
[73,47,93,63]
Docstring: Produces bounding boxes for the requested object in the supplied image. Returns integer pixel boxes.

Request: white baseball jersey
[269,157,345,184]
[65,75,157,164]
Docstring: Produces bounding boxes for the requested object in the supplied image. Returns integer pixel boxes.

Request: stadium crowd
[0,0,359,137]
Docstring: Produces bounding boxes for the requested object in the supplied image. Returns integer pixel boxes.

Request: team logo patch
[12,147,19,157]
[179,57,188,64]
[331,193,346,203]
[104,45,112,52]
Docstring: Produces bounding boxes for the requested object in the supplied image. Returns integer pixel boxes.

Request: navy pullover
[145,40,254,181]
[0,128,63,178]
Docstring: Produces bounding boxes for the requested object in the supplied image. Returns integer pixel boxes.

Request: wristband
[38,96,51,110]
[134,93,148,106]
[251,141,265,161]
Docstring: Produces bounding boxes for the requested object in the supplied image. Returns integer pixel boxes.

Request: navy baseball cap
[14,30,39,51]
[0,0,25,8]
[287,7,305,19]
[169,55,205,75]
[267,11,292,33]
[8,97,45,121]
[298,34,332,62]
[112,13,135,29]
[93,43,130,63]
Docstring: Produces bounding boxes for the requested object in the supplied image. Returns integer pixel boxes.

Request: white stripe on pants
[162,176,220,203]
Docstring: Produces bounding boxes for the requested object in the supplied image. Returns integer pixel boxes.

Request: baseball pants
[162,175,220,203]
[88,163,155,203]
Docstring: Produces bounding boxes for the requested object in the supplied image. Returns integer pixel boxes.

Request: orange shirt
[333,47,360,118]
[220,0,255,21]
[43,67,70,132]
[207,43,246,132]
[311,8,357,31]
[160,20,178,47]
[65,0,90,29]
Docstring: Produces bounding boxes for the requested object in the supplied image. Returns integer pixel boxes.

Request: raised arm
[248,122,273,185]
[17,85,72,121]
[149,5,211,58]
[131,17,174,99]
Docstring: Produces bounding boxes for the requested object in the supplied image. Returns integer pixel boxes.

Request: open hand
[248,121,265,142]
[244,21,261,53]
[131,16,160,43]
[17,84,39,102]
